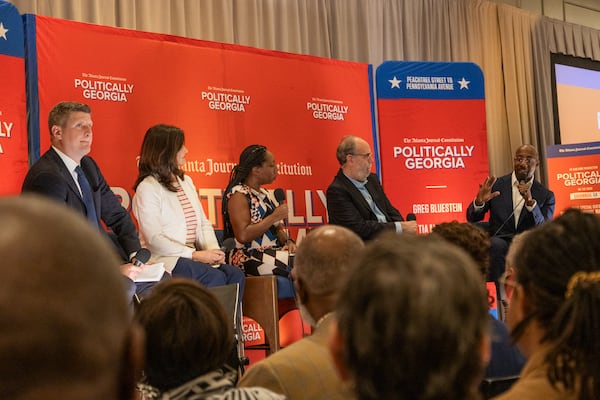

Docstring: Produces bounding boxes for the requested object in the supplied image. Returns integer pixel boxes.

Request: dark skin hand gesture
[475,176,500,206]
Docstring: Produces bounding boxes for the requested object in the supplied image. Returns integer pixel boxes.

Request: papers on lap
[134,262,165,282]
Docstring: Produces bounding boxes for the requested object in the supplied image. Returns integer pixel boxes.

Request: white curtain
[8,0,600,181]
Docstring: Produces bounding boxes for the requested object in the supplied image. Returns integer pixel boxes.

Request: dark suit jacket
[22,147,141,259]
[326,170,403,240]
[466,173,555,238]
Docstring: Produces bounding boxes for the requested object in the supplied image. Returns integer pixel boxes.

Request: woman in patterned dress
[222,144,296,276]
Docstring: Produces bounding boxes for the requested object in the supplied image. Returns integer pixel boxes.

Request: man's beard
[296,298,317,327]
[515,169,531,182]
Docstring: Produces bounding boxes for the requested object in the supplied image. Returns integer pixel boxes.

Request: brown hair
[511,209,600,400]
[134,124,185,192]
[336,233,489,400]
[135,279,233,392]
[47,101,91,134]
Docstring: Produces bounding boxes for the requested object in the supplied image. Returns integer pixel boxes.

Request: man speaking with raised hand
[467,144,555,283]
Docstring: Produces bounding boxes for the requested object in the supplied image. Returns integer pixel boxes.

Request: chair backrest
[480,375,520,399]
[208,283,240,330]
[207,283,246,375]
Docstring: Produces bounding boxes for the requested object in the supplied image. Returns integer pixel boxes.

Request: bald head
[515,144,538,158]
[293,225,364,297]
[0,195,135,399]
[513,144,539,182]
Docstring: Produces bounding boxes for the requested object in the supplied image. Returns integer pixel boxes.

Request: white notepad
[134,262,166,282]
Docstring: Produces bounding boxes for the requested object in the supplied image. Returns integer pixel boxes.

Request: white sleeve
[133,179,194,259]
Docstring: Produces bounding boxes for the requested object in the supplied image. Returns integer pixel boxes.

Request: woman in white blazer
[132,124,244,294]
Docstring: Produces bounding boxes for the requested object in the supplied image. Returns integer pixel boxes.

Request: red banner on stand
[28,16,375,240]
[376,61,489,233]
[0,1,28,195]
[547,142,600,215]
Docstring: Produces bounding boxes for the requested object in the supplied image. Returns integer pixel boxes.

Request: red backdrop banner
[547,142,600,215]
[29,15,376,239]
[376,61,489,233]
[0,1,28,195]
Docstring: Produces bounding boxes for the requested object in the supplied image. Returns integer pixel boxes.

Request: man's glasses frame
[514,156,536,165]
[350,152,372,161]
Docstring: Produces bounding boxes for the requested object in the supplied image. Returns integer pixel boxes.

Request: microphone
[220,237,236,253]
[274,188,286,204]
[133,248,151,266]
[132,248,151,305]
[406,213,417,221]
[518,180,527,197]
[273,188,288,229]
[492,197,524,238]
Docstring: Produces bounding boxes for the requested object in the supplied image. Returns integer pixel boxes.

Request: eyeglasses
[498,271,519,290]
[514,157,536,165]
[351,153,372,161]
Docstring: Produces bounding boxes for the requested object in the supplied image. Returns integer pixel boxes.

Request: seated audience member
[135,278,284,400]
[238,225,364,399]
[499,231,531,319]
[133,124,244,295]
[326,135,416,240]
[221,144,295,276]
[431,222,525,382]
[493,208,600,400]
[330,232,490,400]
[0,195,143,400]
[21,101,151,298]
[466,144,554,285]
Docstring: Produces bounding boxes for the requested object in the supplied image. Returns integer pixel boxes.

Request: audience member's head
[501,230,531,304]
[330,232,490,400]
[0,195,141,400]
[431,221,490,279]
[508,208,600,399]
[504,230,530,276]
[135,278,233,393]
[134,124,186,192]
[291,225,364,326]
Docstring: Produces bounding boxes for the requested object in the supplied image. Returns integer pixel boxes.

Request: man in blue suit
[22,101,148,296]
[467,144,555,283]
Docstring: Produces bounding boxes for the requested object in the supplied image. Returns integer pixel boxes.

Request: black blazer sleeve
[326,171,402,240]
[22,149,87,217]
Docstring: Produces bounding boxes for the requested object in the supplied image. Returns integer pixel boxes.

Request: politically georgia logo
[74,72,135,102]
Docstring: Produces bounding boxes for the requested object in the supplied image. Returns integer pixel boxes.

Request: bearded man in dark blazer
[326,135,416,240]
[466,144,555,283]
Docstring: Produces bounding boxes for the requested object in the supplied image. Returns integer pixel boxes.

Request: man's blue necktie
[75,166,99,228]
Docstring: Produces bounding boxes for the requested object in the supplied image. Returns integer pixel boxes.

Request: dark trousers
[172,257,246,297]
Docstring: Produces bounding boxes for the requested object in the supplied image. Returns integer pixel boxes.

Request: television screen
[551,53,600,144]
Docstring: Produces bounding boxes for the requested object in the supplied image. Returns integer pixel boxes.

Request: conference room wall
[7,0,600,184]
